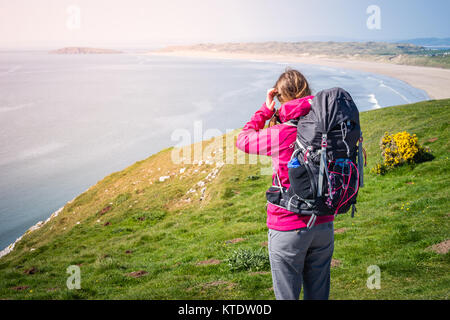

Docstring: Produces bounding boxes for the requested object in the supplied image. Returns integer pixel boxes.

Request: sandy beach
[149,50,450,100]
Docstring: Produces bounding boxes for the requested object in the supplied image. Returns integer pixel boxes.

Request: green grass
[0,99,449,299]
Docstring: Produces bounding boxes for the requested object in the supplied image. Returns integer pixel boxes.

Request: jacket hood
[278,95,314,123]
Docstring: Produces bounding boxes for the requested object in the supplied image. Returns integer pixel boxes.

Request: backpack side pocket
[288,164,314,200]
[266,186,282,206]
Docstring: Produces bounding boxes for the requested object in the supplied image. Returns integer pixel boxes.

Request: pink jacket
[236,96,334,231]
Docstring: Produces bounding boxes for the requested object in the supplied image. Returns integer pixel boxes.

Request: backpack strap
[351,204,357,218]
[317,133,328,197]
[307,213,317,229]
[273,172,285,193]
[358,131,364,188]
[283,119,298,127]
[295,138,307,153]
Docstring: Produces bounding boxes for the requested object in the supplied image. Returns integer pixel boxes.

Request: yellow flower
[374,130,428,173]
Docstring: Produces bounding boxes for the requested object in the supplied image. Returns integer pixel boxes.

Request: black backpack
[266,87,365,228]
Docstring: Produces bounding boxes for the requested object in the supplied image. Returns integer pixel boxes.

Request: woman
[236,68,335,300]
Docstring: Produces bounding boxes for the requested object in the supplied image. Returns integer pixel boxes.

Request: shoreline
[0,188,87,259]
[0,206,64,259]
[149,50,450,100]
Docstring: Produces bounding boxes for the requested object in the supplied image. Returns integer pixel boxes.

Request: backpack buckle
[321,134,328,148]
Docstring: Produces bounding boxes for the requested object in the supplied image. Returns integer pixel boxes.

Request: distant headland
[50,47,123,54]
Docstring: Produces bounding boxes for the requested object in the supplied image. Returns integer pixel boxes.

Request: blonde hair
[274,68,311,104]
[269,68,311,127]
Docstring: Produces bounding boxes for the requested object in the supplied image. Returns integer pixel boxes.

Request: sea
[0,51,429,250]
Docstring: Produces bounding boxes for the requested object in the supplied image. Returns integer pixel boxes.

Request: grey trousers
[268,221,334,300]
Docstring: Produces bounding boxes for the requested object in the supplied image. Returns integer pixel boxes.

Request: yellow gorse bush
[371,131,431,174]
[381,131,421,167]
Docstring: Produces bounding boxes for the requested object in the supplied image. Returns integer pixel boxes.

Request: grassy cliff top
[0,99,449,299]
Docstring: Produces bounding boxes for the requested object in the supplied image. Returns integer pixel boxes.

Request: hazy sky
[0,0,449,48]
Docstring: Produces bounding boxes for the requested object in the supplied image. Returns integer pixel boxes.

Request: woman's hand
[266,88,277,111]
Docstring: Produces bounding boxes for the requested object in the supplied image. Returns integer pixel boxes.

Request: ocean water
[0,51,429,250]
